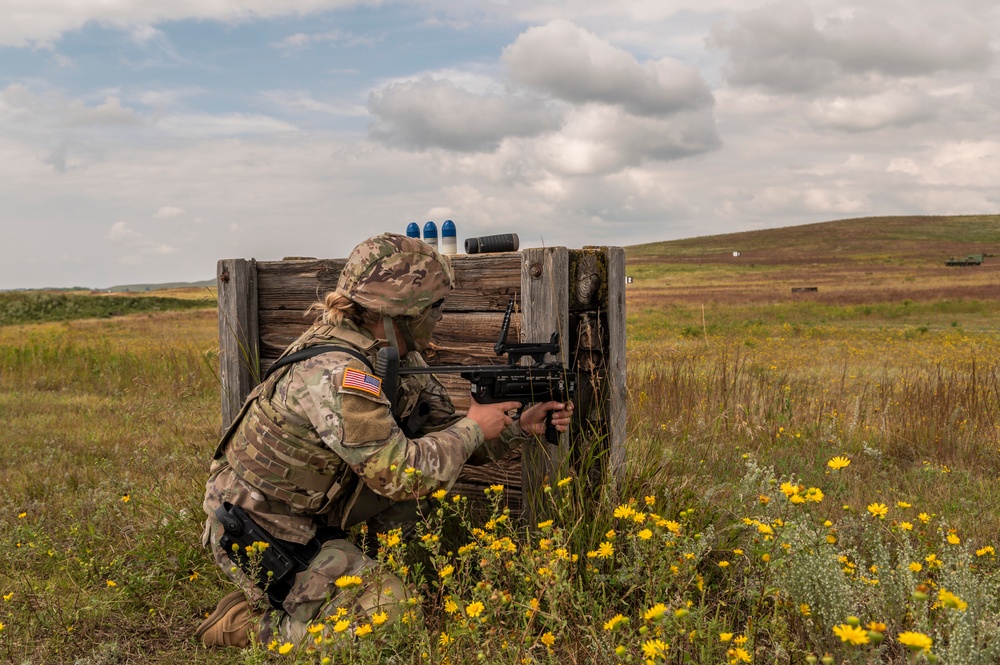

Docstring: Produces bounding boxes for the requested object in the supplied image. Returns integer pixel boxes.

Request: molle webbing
[226,399,347,512]
[218,323,380,512]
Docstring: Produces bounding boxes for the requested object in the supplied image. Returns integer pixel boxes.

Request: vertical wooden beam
[520,247,569,524]
[217,258,259,431]
[604,247,627,485]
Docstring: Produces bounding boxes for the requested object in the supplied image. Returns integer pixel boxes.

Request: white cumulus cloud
[368,77,559,152]
[503,19,713,115]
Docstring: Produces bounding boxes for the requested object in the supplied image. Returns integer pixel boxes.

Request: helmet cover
[336,233,454,317]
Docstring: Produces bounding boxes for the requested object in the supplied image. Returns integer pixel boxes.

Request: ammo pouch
[215,502,346,609]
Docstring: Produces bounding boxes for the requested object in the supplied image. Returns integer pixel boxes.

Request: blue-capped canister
[406,222,420,238]
[422,221,438,250]
[441,220,457,255]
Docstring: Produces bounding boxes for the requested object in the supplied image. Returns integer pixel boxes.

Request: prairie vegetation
[2,215,1000,663]
[0,291,214,326]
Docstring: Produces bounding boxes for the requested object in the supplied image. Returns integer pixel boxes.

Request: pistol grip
[544,412,558,444]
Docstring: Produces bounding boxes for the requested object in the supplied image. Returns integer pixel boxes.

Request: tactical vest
[214,323,381,515]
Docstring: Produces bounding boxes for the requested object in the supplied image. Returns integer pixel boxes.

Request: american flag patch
[342,367,382,397]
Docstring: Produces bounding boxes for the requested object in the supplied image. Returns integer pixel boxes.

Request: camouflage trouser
[203,512,409,644]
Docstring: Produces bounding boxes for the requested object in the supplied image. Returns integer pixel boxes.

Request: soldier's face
[405,299,444,351]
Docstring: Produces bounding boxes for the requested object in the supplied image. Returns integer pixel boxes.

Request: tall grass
[3,306,1000,663]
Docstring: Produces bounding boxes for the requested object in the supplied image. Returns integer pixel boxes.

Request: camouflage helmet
[336,233,454,317]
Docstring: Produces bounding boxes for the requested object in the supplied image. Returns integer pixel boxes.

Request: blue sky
[1,0,998,288]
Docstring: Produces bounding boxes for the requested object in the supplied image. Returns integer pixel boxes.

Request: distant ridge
[626,214,1000,258]
[106,278,216,293]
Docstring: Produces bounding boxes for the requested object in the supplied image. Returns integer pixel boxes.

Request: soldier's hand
[519,401,574,437]
[468,400,521,440]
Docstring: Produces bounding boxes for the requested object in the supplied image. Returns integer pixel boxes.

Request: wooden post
[217,258,259,431]
[604,247,627,484]
[520,247,570,524]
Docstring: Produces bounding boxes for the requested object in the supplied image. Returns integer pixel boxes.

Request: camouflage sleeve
[287,355,485,501]
[399,352,526,463]
[465,417,527,465]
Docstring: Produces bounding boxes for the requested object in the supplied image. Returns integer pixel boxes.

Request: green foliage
[0,291,213,326]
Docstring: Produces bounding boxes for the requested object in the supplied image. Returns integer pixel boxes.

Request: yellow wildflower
[976,545,995,557]
[307,623,325,634]
[827,456,851,470]
[641,639,669,659]
[596,541,614,559]
[541,632,556,647]
[897,631,932,653]
[537,519,553,529]
[833,624,870,645]
[355,624,372,637]
[645,495,656,506]
[432,489,447,500]
[278,642,294,654]
[638,529,653,540]
[800,604,811,617]
[728,647,752,663]
[439,564,454,578]
[718,560,730,568]
[867,503,888,518]
[444,598,458,614]
[335,575,363,588]
[643,603,667,622]
[439,632,452,646]
[897,501,911,508]
[372,611,389,625]
[779,482,800,497]
[938,588,968,611]
[557,476,572,488]
[909,562,923,573]
[106,580,117,588]
[947,533,960,545]
[719,632,733,642]
[614,505,635,519]
[333,619,350,633]
[604,614,627,631]
[918,512,931,524]
[466,601,485,618]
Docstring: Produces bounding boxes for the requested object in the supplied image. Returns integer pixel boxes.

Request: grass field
[3,215,1000,664]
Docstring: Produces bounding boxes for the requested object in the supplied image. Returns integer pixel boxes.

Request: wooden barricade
[217,246,626,523]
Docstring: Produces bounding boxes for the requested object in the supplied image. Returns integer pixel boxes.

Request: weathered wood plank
[256,311,522,364]
[604,246,628,486]
[256,254,522,313]
[519,247,569,525]
[218,259,259,431]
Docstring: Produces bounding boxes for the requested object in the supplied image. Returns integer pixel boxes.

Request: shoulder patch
[342,367,382,397]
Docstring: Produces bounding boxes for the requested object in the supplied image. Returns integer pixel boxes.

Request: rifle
[375,299,574,444]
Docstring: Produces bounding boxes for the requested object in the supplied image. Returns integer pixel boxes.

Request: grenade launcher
[375,299,574,444]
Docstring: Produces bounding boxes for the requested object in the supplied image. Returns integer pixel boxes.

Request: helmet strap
[398,318,419,354]
[382,315,401,352]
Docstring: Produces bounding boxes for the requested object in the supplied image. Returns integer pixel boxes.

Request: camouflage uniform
[202,234,526,644]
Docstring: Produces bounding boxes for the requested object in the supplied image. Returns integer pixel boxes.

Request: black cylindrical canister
[464,233,520,254]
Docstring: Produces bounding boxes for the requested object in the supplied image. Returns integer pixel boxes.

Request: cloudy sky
[1,0,997,288]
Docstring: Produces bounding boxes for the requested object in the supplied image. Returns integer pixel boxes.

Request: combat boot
[195,590,254,647]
